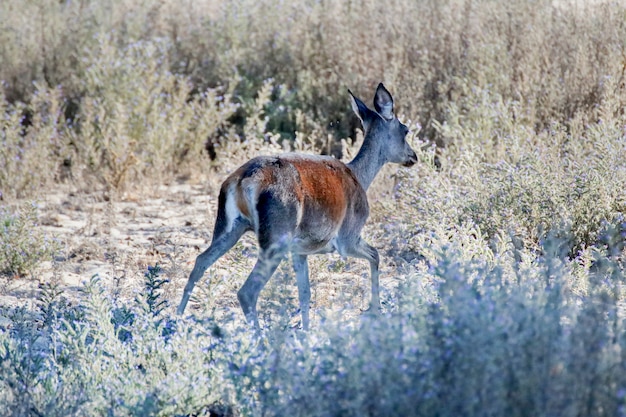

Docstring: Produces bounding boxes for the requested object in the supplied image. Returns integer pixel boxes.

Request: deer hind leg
[237,234,292,328]
[237,189,297,327]
[237,251,285,327]
[345,237,381,313]
[292,254,311,330]
[177,218,248,315]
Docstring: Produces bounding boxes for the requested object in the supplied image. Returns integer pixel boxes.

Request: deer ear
[349,89,372,128]
[374,83,394,121]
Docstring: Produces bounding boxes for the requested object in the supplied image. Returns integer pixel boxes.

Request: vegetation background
[1,0,626,415]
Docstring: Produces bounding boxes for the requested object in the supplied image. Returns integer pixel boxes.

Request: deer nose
[403,151,418,167]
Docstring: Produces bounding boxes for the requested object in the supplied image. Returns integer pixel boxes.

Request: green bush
[385,86,626,256]
[72,36,238,190]
[0,204,60,277]
[0,87,68,200]
[3,0,626,192]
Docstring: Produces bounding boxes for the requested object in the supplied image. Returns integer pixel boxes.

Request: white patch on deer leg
[224,188,239,234]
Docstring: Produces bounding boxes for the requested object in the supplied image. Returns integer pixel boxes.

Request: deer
[177,83,417,330]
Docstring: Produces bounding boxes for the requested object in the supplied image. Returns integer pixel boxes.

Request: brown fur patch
[220,156,361,243]
[289,158,351,224]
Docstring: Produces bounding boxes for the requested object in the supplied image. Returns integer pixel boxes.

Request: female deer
[177,84,417,329]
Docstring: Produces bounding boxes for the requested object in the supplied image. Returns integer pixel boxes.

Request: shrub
[0,203,60,277]
[4,0,626,149]
[0,86,68,200]
[385,86,626,256]
[72,36,238,191]
[1,236,624,416]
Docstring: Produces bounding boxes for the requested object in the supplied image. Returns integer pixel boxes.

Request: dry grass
[3,0,626,170]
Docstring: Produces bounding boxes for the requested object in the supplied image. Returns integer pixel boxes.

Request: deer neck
[347,137,385,191]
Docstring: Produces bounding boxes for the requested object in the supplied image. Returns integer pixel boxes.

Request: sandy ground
[0,182,394,328]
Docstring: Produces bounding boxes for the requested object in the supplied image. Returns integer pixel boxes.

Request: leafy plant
[140,264,169,318]
[73,36,238,191]
[0,203,60,277]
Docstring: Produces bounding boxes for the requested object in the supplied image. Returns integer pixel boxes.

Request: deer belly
[293,214,341,254]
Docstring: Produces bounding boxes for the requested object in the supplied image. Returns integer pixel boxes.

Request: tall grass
[3,0,626,193]
[72,36,238,191]
[382,89,626,256]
